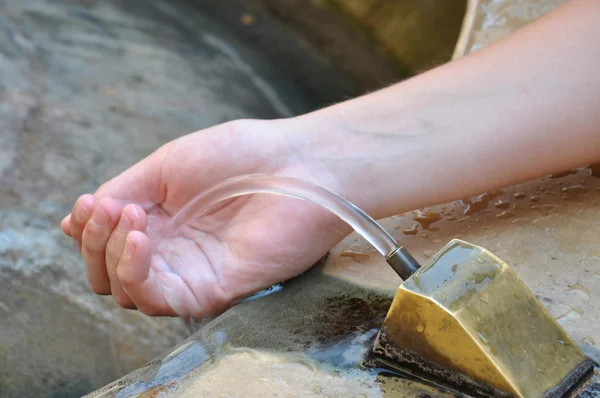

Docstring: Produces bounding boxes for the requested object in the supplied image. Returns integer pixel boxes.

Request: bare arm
[296,0,600,219]
[61,0,600,318]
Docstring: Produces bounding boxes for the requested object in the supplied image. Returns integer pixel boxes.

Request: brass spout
[371,239,594,397]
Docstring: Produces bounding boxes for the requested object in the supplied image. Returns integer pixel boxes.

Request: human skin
[61,0,600,319]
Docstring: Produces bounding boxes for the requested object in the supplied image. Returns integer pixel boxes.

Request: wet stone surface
[0,0,399,396]
[88,1,600,397]
[90,263,460,397]
[5,0,597,397]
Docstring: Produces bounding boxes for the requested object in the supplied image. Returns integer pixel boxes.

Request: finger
[117,231,176,316]
[94,142,173,205]
[61,214,72,237]
[81,198,122,295]
[69,194,95,252]
[105,204,147,309]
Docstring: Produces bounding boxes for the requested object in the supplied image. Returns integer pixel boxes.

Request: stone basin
[0,0,406,396]
[2,0,599,397]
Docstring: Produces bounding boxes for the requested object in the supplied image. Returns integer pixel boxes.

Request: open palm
[61,120,347,319]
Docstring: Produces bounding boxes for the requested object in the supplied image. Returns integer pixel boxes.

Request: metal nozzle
[373,239,595,397]
[386,247,420,280]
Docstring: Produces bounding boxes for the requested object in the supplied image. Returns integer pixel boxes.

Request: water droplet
[424,250,436,258]
[477,332,489,345]
[402,224,418,235]
[529,195,540,203]
[549,170,576,179]
[532,216,551,225]
[514,192,526,199]
[463,191,503,215]
[413,210,441,230]
[493,199,511,209]
[557,339,565,345]
[562,185,587,194]
[340,250,369,261]
[496,210,515,219]
[416,324,425,332]
[583,336,596,345]
[476,256,485,264]
[555,307,585,321]
[568,283,591,295]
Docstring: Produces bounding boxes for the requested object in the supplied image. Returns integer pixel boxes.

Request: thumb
[61,142,173,230]
[94,142,173,208]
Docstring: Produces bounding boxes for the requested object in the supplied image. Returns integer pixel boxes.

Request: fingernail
[74,202,91,224]
[125,238,136,259]
[117,214,133,233]
[90,207,109,228]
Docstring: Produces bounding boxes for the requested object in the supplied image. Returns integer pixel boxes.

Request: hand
[61,119,350,319]
[62,0,600,320]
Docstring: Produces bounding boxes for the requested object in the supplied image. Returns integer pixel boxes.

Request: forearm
[298,0,600,220]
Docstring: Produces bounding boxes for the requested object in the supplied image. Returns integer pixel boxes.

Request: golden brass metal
[372,239,593,397]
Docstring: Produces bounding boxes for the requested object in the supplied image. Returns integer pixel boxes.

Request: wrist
[286,94,428,221]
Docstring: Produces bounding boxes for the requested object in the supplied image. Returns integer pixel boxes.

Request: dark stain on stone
[370,328,513,398]
[311,294,392,346]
